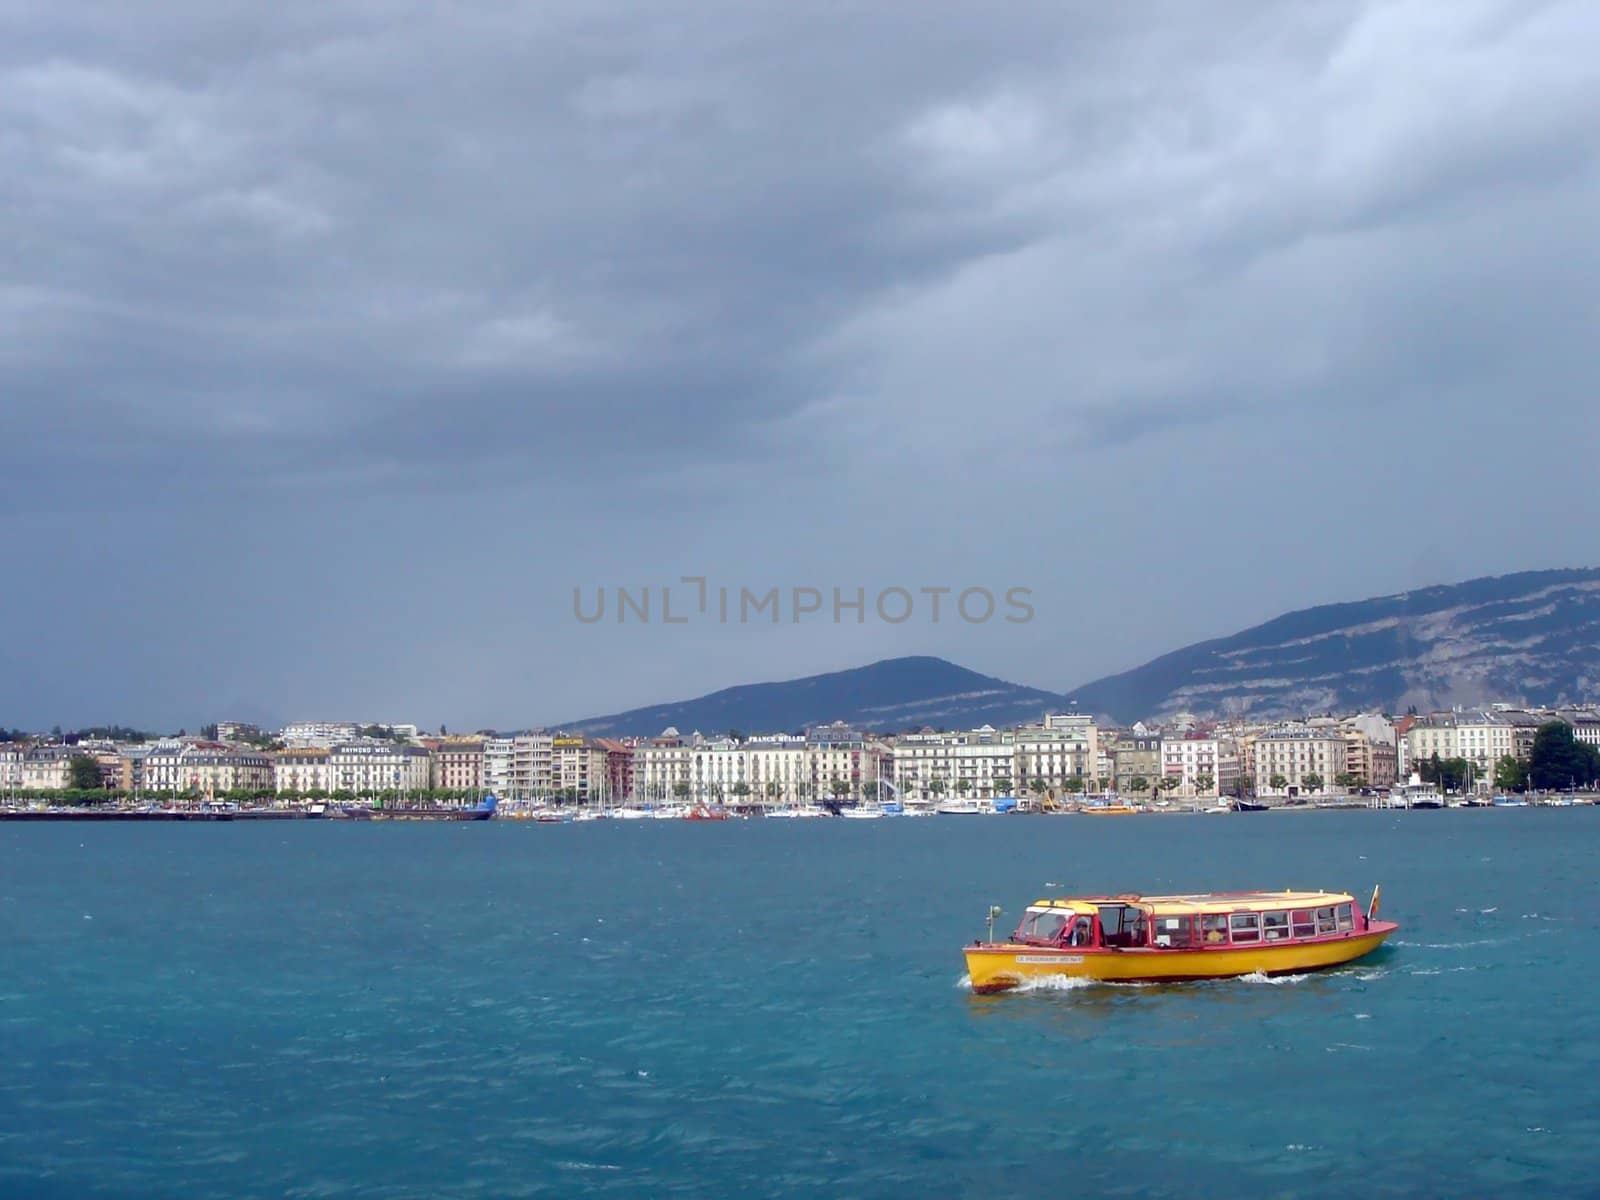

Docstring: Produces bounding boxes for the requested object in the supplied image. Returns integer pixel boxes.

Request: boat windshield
[1016,908,1095,946]
[1018,909,1070,943]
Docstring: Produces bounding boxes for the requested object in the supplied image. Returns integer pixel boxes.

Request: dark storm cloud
[0,1,1099,508]
[3,1,1600,728]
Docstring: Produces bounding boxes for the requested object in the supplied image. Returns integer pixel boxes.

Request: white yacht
[935,797,990,815]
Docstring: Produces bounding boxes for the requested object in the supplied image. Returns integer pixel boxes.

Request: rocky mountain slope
[1067,567,1600,722]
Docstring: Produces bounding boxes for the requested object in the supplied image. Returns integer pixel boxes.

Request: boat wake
[1237,970,1310,986]
[1013,974,1099,993]
[956,973,1138,994]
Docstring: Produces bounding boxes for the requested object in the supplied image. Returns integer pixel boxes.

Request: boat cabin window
[1229,912,1261,943]
[1316,906,1337,935]
[1200,914,1229,945]
[1018,909,1069,943]
[1291,910,1315,938]
[1152,915,1195,948]
[1336,903,1355,931]
[1064,916,1094,947]
[1097,905,1148,949]
[1262,911,1290,941]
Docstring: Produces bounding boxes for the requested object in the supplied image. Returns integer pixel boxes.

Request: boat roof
[1029,890,1354,915]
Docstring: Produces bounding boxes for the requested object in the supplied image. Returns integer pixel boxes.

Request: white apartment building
[1252,727,1347,797]
[692,736,750,802]
[893,726,1017,802]
[483,736,516,799]
[280,721,360,747]
[145,742,276,794]
[274,748,334,794]
[635,728,695,802]
[744,735,811,805]
[1160,734,1221,797]
[1015,720,1098,791]
[807,723,888,803]
[21,745,76,790]
[1,744,25,790]
[1564,710,1600,749]
[511,734,553,800]
[327,742,431,795]
[1405,711,1513,790]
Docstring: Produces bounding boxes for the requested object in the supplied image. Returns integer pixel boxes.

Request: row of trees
[1525,722,1600,790]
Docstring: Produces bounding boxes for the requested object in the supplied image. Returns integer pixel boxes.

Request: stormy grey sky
[4,1,1599,731]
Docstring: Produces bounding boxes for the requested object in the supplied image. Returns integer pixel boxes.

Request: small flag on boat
[1367,885,1381,921]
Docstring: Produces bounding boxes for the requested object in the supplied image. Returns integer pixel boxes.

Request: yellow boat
[1079,804,1139,815]
[964,887,1396,991]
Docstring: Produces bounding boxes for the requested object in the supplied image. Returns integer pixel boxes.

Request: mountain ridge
[560,568,1600,734]
[560,655,1063,736]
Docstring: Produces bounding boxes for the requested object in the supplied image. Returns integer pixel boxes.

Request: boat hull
[965,922,1397,992]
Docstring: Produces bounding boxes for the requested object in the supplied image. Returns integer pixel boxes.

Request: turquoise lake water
[2,811,1597,1198]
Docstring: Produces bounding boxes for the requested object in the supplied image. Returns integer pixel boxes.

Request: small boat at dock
[964,887,1395,991]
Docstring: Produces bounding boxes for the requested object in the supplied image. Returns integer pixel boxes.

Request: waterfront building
[1017,720,1094,793]
[692,736,749,804]
[1,743,26,791]
[1341,733,1397,789]
[892,726,1016,803]
[90,749,123,790]
[327,741,430,796]
[1251,727,1347,797]
[807,722,889,804]
[112,745,150,793]
[483,736,516,799]
[1404,711,1512,791]
[427,738,485,792]
[1393,715,1417,778]
[511,734,554,801]
[635,728,695,804]
[21,745,75,791]
[1556,709,1600,751]
[1216,752,1242,796]
[280,721,360,748]
[274,747,334,795]
[144,742,276,795]
[1015,719,1099,796]
[551,736,608,803]
[743,734,810,806]
[1160,732,1220,797]
[1109,726,1162,794]
[594,738,635,803]
[1499,710,1544,762]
